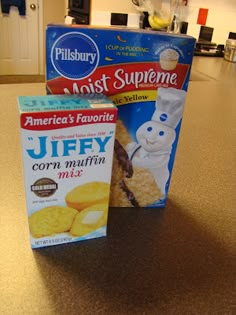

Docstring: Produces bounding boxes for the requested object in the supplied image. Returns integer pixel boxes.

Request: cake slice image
[110,144,133,207]
[109,120,162,207]
[121,166,162,207]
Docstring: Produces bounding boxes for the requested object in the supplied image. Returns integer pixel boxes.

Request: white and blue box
[19,94,117,248]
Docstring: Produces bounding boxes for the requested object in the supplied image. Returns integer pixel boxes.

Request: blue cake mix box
[46,24,195,208]
[18,94,117,248]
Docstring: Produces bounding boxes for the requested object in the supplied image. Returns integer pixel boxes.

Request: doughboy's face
[136,121,175,152]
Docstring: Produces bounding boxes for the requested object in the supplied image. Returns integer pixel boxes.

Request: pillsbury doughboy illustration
[127,87,186,196]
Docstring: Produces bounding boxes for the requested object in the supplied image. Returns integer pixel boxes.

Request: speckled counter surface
[0,58,236,315]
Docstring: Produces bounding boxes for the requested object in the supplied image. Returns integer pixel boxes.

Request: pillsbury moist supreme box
[46,25,195,208]
[18,94,117,248]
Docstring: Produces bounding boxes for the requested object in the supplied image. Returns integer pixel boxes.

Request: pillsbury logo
[159,113,168,122]
[51,32,99,80]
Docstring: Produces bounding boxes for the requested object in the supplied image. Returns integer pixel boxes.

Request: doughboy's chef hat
[152,87,186,129]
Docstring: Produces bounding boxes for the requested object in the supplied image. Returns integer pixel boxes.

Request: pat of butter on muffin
[70,203,108,236]
[82,211,104,225]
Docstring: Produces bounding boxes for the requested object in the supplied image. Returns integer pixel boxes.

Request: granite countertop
[0,57,235,315]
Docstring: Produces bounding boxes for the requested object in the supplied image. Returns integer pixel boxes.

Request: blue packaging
[46,24,195,208]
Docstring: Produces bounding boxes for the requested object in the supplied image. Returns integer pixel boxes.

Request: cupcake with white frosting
[160,49,179,70]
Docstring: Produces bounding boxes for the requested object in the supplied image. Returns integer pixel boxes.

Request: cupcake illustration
[160,48,179,71]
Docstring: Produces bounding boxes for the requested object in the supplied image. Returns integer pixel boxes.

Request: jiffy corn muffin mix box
[46,25,195,208]
[18,94,117,248]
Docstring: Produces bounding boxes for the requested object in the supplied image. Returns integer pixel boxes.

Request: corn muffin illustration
[19,94,117,247]
[29,206,78,238]
[65,182,110,211]
[160,48,179,70]
[70,203,108,236]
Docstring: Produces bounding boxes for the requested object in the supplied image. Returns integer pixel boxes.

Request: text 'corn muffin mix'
[46,25,196,208]
[18,94,117,248]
